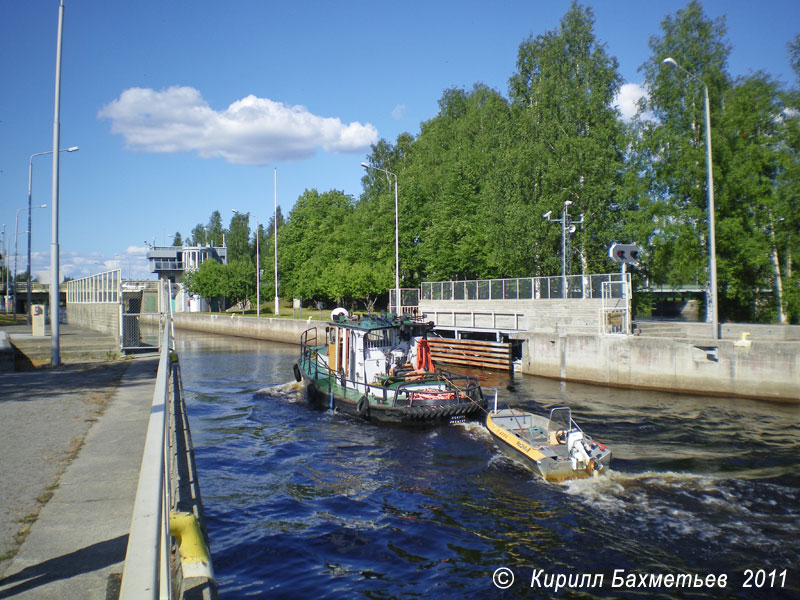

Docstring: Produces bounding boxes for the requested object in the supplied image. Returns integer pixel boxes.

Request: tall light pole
[2,224,8,313]
[544,200,583,298]
[361,162,400,316]
[28,146,78,324]
[14,205,48,321]
[50,0,66,366]
[274,168,279,316]
[663,57,718,340]
[232,209,260,318]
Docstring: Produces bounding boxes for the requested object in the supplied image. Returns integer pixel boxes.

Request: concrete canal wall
[67,303,120,336]
[143,312,799,402]
[141,312,310,345]
[518,332,799,402]
[420,298,606,335]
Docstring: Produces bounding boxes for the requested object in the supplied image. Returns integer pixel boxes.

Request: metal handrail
[420,272,626,301]
[65,269,121,303]
[120,280,173,599]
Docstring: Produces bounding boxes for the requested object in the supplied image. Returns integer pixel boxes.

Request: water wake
[560,469,799,568]
[255,380,305,402]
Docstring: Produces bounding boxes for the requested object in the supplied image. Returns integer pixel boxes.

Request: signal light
[609,243,641,265]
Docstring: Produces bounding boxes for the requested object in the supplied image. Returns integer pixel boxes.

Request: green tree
[634,0,731,300]
[718,73,784,321]
[414,85,510,280]
[279,189,357,303]
[508,2,627,279]
[184,258,225,300]
[172,231,183,246]
[226,212,251,263]
[207,210,224,247]
[172,3,798,323]
[189,224,206,246]
[223,260,256,308]
[776,34,800,322]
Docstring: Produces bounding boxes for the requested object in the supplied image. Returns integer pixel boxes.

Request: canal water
[174,331,799,599]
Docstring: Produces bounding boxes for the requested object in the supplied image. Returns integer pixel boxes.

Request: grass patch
[4,482,60,562]
[0,314,24,326]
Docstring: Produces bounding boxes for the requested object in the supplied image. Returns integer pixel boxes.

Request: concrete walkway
[1,323,122,368]
[0,355,157,599]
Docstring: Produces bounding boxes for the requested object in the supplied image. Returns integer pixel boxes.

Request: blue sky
[1,0,797,282]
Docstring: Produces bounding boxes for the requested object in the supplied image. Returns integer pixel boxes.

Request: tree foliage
[179,1,799,323]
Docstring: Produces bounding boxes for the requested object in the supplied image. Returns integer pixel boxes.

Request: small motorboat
[486,406,611,481]
[294,309,487,426]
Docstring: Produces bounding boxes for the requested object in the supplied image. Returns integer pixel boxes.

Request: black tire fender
[293,363,302,383]
[356,395,370,418]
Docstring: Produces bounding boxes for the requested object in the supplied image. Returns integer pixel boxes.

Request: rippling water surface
[174,331,799,599]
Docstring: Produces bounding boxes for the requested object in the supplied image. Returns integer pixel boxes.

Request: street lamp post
[1,224,6,313]
[232,209,260,318]
[361,162,400,316]
[274,168,279,316]
[544,200,583,298]
[2,225,10,314]
[14,204,47,321]
[27,146,78,324]
[50,0,66,367]
[663,57,718,340]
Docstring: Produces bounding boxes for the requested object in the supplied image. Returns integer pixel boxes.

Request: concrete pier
[0,323,214,598]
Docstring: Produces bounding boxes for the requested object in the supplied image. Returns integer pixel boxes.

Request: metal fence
[66,270,159,351]
[421,273,627,302]
[66,269,121,303]
[601,279,631,334]
[389,288,422,316]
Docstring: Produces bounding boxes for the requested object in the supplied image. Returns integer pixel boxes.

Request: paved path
[0,355,157,598]
[1,323,122,368]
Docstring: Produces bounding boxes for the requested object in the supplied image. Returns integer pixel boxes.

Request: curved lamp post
[28,146,78,324]
[232,209,260,318]
[663,57,718,340]
[361,162,400,315]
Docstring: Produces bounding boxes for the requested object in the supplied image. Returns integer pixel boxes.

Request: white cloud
[614,82,651,122]
[99,86,379,164]
[35,247,154,283]
[391,104,407,120]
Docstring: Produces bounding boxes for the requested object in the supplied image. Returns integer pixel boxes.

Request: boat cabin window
[365,328,394,349]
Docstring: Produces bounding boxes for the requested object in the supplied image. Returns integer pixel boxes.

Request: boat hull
[305,381,486,426]
[300,367,486,427]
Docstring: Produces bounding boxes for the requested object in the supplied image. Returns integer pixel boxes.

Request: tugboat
[294,309,487,425]
[486,406,612,481]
